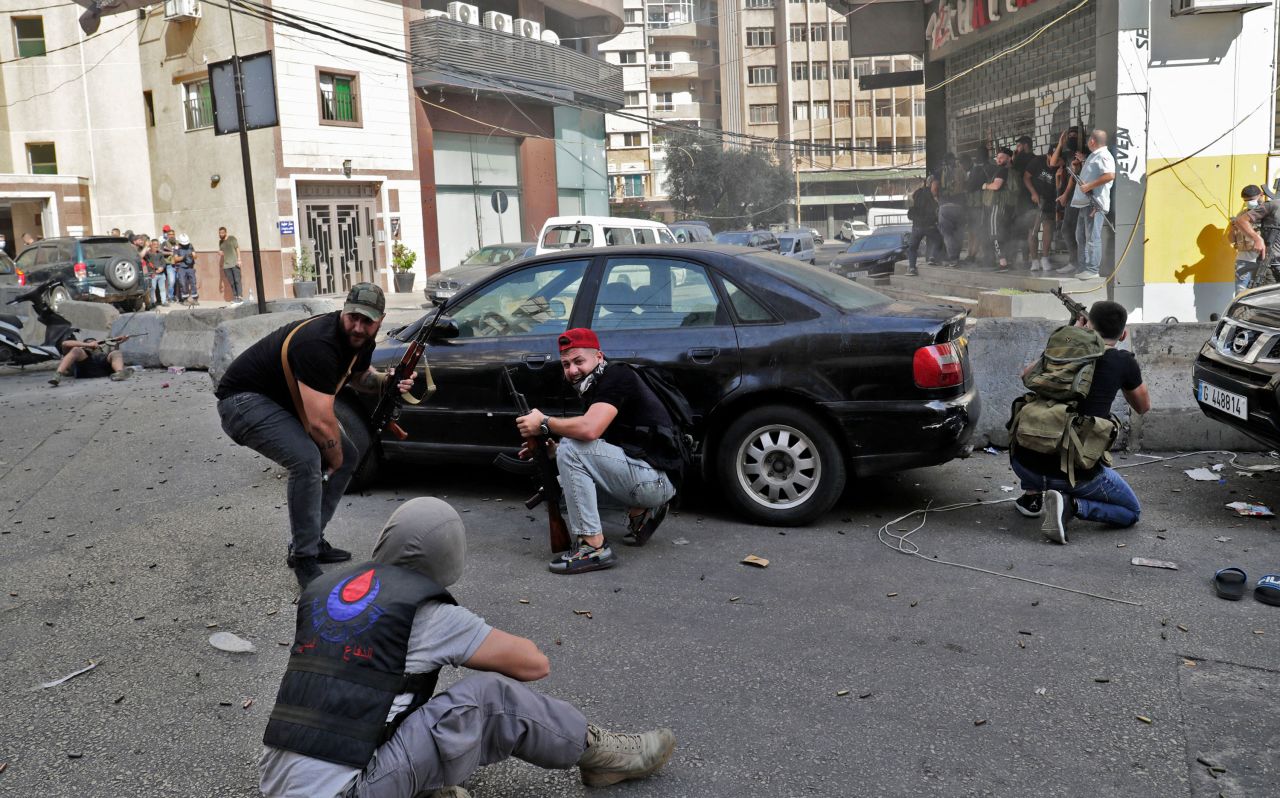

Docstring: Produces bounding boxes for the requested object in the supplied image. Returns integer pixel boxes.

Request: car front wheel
[715,404,846,526]
[45,284,71,312]
[335,399,381,492]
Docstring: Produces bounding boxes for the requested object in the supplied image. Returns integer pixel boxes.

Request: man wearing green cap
[215,282,415,587]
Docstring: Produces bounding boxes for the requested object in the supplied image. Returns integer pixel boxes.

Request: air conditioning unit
[483,11,512,32]
[514,18,541,39]
[540,29,560,45]
[163,0,201,21]
[447,2,479,25]
[423,9,450,19]
[1172,0,1268,13]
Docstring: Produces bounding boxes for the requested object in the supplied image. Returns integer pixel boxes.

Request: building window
[812,62,828,80]
[26,142,56,175]
[834,138,851,154]
[789,23,806,42]
[749,103,778,124]
[788,0,805,4]
[318,71,360,125]
[13,17,45,58]
[833,61,849,80]
[895,97,913,116]
[624,91,645,107]
[875,60,891,75]
[624,9,643,24]
[654,91,674,111]
[874,98,892,117]
[813,101,829,120]
[618,51,640,64]
[791,62,809,81]
[748,66,776,85]
[809,24,827,42]
[856,137,872,152]
[143,90,156,127]
[877,139,893,154]
[833,100,851,118]
[652,51,672,70]
[745,0,774,6]
[792,102,808,121]
[621,132,645,147]
[622,174,645,198]
[914,98,926,117]
[853,59,871,78]
[745,27,774,47]
[182,79,214,131]
[855,99,871,117]
[831,23,848,41]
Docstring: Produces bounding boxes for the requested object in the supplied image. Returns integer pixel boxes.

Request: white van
[536,216,676,255]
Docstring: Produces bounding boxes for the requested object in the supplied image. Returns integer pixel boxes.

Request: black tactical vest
[262,562,455,767]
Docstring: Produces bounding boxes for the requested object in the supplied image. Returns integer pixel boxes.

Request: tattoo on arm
[322,438,338,450]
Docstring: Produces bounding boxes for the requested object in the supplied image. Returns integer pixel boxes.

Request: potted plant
[293,247,318,298]
[391,242,417,293]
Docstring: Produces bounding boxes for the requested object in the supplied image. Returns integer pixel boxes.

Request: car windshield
[715,232,752,245]
[849,235,900,253]
[542,224,592,250]
[461,247,517,266]
[778,236,798,251]
[742,253,891,311]
[81,241,137,260]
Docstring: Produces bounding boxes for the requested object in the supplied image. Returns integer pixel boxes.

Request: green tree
[662,133,794,230]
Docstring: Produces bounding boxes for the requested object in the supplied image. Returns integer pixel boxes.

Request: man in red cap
[515,328,677,574]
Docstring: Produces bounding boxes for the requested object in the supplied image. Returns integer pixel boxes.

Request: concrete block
[109,312,165,368]
[967,317,1059,446]
[208,311,309,386]
[266,298,342,316]
[975,291,1073,321]
[60,300,119,340]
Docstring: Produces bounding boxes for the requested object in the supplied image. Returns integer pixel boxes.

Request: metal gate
[298,182,378,294]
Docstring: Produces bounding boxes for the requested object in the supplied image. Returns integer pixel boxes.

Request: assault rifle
[1051,287,1089,325]
[369,311,440,440]
[494,366,572,554]
[95,333,147,354]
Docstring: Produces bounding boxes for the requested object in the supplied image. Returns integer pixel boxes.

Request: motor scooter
[0,281,78,367]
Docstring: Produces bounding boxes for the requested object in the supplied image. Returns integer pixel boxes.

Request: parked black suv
[337,245,979,526]
[1193,286,1280,448]
[12,236,146,311]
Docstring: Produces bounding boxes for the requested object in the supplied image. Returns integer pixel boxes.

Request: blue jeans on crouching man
[555,438,675,538]
[1010,455,1141,527]
[217,392,358,559]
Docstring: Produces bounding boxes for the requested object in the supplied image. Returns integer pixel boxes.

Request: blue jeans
[165,265,176,300]
[150,274,168,306]
[555,438,675,539]
[1074,208,1105,274]
[1010,455,1141,527]
[217,392,358,558]
[908,225,942,269]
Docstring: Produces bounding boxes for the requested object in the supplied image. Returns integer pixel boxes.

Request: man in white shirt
[1070,129,1116,279]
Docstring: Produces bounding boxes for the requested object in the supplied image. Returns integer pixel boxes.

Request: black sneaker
[623,502,669,547]
[1040,490,1072,544]
[549,539,617,575]
[1014,493,1043,518]
[905,268,920,277]
[292,556,323,588]
[316,539,351,564]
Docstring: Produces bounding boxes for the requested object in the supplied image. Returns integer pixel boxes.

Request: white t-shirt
[258,601,492,798]
[1071,147,1116,213]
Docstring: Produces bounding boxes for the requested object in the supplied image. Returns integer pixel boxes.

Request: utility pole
[227,1,268,314]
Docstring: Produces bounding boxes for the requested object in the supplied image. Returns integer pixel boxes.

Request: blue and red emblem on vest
[310,568,385,643]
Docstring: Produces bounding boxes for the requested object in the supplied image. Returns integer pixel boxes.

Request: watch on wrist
[538,419,552,437]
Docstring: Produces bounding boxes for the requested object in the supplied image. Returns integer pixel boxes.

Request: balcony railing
[648,61,699,79]
[410,17,624,109]
[650,103,718,121]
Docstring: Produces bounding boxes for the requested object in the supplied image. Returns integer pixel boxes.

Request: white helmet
[177,233,190,245]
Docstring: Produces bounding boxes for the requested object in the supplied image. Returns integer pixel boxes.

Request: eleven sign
[926,0,1045,52]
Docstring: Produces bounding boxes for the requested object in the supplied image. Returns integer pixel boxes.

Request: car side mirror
[550,299,567,318]
[429,315,459,340]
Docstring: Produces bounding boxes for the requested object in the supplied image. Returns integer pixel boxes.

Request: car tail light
[16,269,25,287]
[74,261,88,280]
[913,343,964,388]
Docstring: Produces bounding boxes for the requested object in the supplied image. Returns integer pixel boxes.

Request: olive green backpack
[1008,326,1117,485]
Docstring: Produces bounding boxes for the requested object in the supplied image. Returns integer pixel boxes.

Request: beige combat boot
[577,724,676,787]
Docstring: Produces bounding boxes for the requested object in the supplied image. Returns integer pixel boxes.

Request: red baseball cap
[162,224,172,232]
[558,328,600,352]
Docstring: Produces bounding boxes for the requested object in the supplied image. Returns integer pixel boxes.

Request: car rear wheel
[45,284,70,312]
[105,259,140,291]
[716,404,846,526]
[335,399,381,492]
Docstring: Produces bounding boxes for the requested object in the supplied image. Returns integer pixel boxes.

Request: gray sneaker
[578,724,676,787]
[1053,263,1078,275]
[1077,269,1100,281]
[1041,490,1071,544]
[109,368,131,381]
[548,539,617,574]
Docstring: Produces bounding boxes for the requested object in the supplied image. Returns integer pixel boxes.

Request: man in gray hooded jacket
[258,497,676,797]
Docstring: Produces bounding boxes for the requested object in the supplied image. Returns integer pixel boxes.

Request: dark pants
[217,392,358,559]
[938,203,965,262]
[987,205,1012,264]
[176,266,198,302]
[223,265,243,300]
[908,225,943,270]
[1061,206,1081,266]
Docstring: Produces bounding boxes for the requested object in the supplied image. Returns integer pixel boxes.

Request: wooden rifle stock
[502,367,571,553]
[370,311,440,437]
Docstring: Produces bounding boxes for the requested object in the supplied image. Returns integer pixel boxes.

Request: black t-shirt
[583,364,674,472]
[1016,347,1143,479]
[1027,155,1057,203]
[214,311,374,415]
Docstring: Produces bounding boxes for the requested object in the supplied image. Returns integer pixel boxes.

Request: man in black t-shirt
[515,328,677,575]
[981,148,1014,272]
[1009,301,1151,544]
[214,283,415,587]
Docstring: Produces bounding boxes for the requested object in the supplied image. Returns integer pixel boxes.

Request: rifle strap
[281,317,357,427]
[398,359,436,406]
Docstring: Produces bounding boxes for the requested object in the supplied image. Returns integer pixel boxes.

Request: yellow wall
[1143,153,1268,286]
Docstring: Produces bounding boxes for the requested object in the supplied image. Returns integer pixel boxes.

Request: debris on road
[741,555,769,568]
[1131,557,1179,570]
[242,698,254,709]
[1225,501,1274,517]
[1184,468,1221,482]
[517,598,530,604]
[1136,715,1153,725]
[1214,536,1231,543]
[836,689,850,697]
[671,537,689,545]
[208,632,255,653]
[572,610,593,619]
[31,660,98,691]
[974,718,987,726]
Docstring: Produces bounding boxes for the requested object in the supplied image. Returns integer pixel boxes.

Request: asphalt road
[2,366,1278,797]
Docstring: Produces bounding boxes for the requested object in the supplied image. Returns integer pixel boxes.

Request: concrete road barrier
[109,312,166,368]
[209,311,310,386]
[59,300,120,341]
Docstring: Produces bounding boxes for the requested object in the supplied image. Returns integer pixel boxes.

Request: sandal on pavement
[1213,567,1247,601]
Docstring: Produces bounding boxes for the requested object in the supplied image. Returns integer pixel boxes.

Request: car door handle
[522,353,551,368]
[688,347,718,364]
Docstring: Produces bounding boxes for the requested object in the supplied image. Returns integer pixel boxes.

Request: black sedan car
[1193,285,1280,449]
[829,226,912,277]
[713,230,781,252]
[423,242,536,306]
[12,236,145,311]
[339,245,978,526]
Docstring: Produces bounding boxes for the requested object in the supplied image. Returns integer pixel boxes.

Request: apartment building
[719,0,925,236]
[0,0,622,296]
[601,0,719,216]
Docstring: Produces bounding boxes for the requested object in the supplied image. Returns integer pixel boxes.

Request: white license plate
[1199,381,1248,420]
[432,290,455,300]
[88,286,106,297]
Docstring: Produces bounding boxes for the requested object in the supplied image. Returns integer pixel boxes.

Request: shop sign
[926,0,1046,54]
